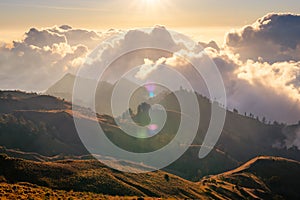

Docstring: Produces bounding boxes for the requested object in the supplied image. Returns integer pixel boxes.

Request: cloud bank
[221,13,300,123]
[226,13,300,63]
[0,26,119,91]
[0,13,300,126]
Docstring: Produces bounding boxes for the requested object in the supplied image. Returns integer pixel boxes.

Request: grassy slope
[200,156,300,200]
[0,182,169,200]
[0,154,209,199]
[0,155,299,199]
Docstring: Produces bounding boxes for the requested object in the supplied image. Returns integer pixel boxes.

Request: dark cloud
[24,28,66,48]
[221,13,300,123]
[49,25,104,49]
[226,13,300,63]
[198,41,220,52]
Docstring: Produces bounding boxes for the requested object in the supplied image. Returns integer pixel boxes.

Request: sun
[141,0,162,7]
[144,0,160,4]
[130,0,170,15]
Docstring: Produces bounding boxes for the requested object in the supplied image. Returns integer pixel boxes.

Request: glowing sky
[1,0,299,43]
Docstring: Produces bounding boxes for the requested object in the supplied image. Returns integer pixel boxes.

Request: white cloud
[135,58,166,80]
[198,48,300,124]
[79,24,300,124]
[236,60,300,101]
[79,26,184,82]
[0,26,117,91]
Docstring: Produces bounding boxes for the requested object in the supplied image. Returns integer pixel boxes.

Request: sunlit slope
[200,156,300,199]
[0,155,299,199]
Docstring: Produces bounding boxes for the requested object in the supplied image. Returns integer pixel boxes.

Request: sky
[0,0,300,127]
[1,0,300,43]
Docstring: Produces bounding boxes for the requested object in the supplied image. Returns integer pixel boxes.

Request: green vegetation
[0,91,300,199]
[0,90,299,181]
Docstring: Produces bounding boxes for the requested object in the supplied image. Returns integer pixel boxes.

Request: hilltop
[200,156,300,199]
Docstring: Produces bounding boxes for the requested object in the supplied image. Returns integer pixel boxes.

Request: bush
[164,174,170,182]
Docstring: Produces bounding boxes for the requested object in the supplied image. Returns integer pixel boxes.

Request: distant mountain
[0,90,299,181]
[46,73,166,115]
[46,73,81,101]
[46,73,114,114]
[0,154,299,199]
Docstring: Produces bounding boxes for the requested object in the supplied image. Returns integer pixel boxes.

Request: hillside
[0,90,299,181]
[0,91,299,198]
[0,154,207,199]
[148,91,300,180]
[0,155,299,199]
[0,182,144,200]
[200,156,300,199]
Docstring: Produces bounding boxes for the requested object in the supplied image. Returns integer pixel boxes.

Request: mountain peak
[59,25,72,30]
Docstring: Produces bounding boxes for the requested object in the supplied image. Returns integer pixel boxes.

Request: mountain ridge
[0,90,299,181]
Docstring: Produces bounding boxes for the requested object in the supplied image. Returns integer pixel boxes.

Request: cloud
[283,127,300,149]
[0,26,117,91]
[77,24,300,124]
[49,25,115,49]
[165,48,300,124]
[209,51,300,123]
[226,13,300,63]
[0,18,300,126]
[79,26,184,82]
[135,58,166,80]
[236,60,300,101]
[24,28,66,48]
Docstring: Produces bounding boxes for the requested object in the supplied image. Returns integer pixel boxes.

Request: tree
[164,174,170,182]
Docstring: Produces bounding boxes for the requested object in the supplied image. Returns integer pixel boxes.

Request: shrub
[164,174,170,182]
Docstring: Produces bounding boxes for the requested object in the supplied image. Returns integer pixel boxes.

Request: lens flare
[147,124,159,136]
[145,83,156,98]
[149,91,154,98]
[148,124,158,131]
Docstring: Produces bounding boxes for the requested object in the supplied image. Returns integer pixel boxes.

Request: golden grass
[0,182,178,200]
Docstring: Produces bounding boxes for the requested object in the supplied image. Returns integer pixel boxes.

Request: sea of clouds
[0,13,300,126]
